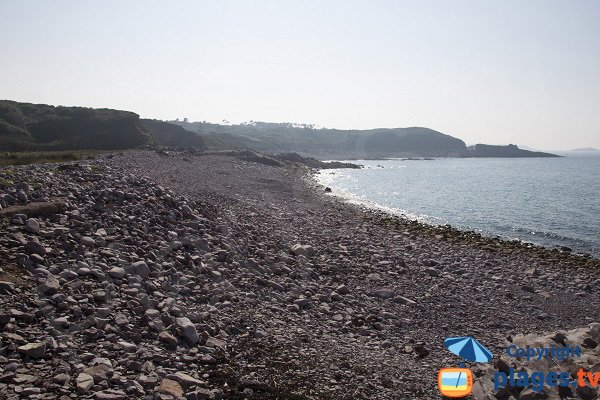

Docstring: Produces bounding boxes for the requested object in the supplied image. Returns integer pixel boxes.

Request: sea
[315,155,600,258]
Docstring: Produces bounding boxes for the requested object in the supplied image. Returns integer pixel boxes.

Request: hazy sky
[1,1,599,150]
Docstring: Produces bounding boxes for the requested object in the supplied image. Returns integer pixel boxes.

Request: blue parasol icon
[444,336,493,363]
[444,336,493,389]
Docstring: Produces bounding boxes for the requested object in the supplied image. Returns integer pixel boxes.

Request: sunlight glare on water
[316,156,600,257]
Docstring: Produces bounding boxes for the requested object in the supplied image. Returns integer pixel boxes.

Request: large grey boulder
[131,261,150,278]
[290,243,315,256]
[25,218,40,234]
[176,317,199,345]
[76,373,94,394]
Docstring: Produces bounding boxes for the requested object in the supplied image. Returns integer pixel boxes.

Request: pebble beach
[0,150,599,399]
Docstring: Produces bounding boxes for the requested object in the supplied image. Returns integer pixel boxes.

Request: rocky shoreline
[0,150,599,399]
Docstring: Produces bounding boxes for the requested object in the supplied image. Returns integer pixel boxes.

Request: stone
[131,260,150,278]
[0,372,15,383]
[336,285,350,295]
[413,343,429,358]
[16,182,30,194]
[290,243,315,256]
[16,190,27,203]
[366,273,381,281]
[176,317,199,345]
[181,204,196,218]
[108,267,126,279]
[159,378,184,398]
[17,342,46,359]
[39,274,60,295]
[10,309,33,322]
[84,364,112,381]
[93,290,107,302]
[25,240,46,256]
[118,341,137,352]
[294,298,311,309]
[76,373,94,394]
[115,313,129,326]
[269,281,285,292]
[60,269,79,280]
[200,354,216,364]
[159,331,178,348]
[372,289,395,299]
[168,371,205,388]
[393,296,416,305]
[81,236,96,246]
[0,281,15,294]
[53,373,70,385]
[21,387,41,396]
[521,285,535,293]
[144,308,160,320]
[205,337,226,348]
[25,218,40,234]
[94,389,127,400]
[92,357,113,367]
[576,385,598,400]
[52,317,69,329]
[583,337,598,349]
[255,329,266,338]
[186,388,212,400]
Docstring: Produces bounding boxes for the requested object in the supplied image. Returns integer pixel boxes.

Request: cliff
[0,100,152,151]
[141,119,206,149]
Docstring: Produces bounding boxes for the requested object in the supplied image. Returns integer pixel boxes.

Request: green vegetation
[0,100,558,159]
[30,181,43,190]
[141,119,236,151]
[168,120,558,158]
[172,120,469,158]
[0,100,152,151]
[0,150,105,166]
[0,178,13,189]
[467,144,559,157]
[142,119,206,149]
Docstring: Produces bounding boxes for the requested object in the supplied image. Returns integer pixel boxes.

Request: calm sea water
[316,156,600,257]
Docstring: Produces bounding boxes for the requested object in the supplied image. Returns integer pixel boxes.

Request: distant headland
[0,100,560,159]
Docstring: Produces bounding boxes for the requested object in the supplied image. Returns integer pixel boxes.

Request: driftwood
[0,198,68,219]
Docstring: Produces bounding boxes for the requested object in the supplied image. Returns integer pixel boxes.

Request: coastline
[312,162,600,262]
[310,170,600,265]
[1,150,599,399]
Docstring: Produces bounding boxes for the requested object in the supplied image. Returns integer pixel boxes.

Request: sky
[1,0,599,151]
